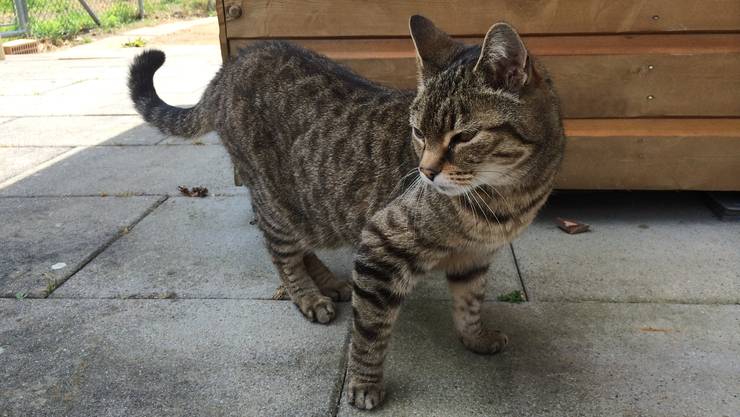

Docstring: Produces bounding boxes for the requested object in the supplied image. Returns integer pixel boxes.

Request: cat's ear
[474,23,530,90]
[409,15,464,80]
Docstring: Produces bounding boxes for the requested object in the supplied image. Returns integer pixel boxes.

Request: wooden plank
[226,0,740,38]
[231,34,740,58]
[216,0,228,62]
[558,119,740,190]
[229,36,740,118]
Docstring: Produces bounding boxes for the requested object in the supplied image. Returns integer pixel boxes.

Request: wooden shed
[216,0,740,191]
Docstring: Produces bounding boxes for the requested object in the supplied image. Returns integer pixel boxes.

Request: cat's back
[231,40,387,95]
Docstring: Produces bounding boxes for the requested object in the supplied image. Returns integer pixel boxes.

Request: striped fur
[129,15,564,410]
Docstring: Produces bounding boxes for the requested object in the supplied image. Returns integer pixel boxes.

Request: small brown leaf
[640,327,675,333]
[556,217,590,234]
[178,186,209,198]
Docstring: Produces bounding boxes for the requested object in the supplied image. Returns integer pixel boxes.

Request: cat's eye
[450,130,478,145]
[412,127,424,138]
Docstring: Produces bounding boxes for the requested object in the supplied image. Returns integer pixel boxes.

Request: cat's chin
[432,184,467,196]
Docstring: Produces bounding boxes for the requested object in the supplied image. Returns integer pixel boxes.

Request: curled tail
[128,49,212,138]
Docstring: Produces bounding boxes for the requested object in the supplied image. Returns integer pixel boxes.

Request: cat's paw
[321,280,352,302]
[295,294,336,324]
[347,380,385,410]
[461,329,509,355]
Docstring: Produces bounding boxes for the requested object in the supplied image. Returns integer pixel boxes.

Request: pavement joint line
[0,193,245,198]
[42,79,90,95]
[31,295,296,301]
[45,195,170,298]
[33,291,740,306]
[6,296,740,308]
[0,146,82,189]
[0,144,179,148]
[1,114,139,118]
[0,113,140,118]
[330,323,352,417]
[0,118,17,126]
[155,134,175,145]
[509,243,530,301]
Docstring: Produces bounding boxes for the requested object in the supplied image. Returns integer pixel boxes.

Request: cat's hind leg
[268,246,336,324]
[257,214,337,323]
[303,252,352,302]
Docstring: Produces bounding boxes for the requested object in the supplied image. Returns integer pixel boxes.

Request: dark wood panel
[225,0,740,38]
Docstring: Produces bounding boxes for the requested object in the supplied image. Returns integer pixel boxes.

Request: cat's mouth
[420,173,469,196]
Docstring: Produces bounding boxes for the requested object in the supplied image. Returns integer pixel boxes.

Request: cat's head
[408,15,564,196]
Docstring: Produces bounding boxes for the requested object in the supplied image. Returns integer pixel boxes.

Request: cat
[129,15,564,410]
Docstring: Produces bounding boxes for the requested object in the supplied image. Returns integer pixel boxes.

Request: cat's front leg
[447,264,508,354]
[347,225,421,410]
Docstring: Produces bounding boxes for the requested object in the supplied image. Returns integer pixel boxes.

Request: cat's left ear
[474,23,531,91]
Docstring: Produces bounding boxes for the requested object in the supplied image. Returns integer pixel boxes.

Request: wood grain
[216,0,228,62]
[558,119,740,190]
[225,0,740,38]
[230,36,740,118]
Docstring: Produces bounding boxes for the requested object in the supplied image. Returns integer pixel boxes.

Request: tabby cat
[129,15,564,410]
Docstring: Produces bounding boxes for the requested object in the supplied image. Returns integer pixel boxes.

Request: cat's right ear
[409,15,464,82]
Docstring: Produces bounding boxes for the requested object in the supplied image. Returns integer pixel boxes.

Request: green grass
[122,36,146,47]
[496,290,526,303]
[25,0,139,41]
[9,0,213,42]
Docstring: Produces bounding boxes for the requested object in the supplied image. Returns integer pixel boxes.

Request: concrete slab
[0,147,71,183]
[46,72,214,97]
[0,145,244,196]
[53,196,278,299]
[159,131,221,146]
[54,194,516,301]
[513,192,740,304]
[0,78,82,96]
[0,94,136,117]
[338,301,740,417]
[0,299,350,417]
[0,197,161,298]
[0,116,166,146]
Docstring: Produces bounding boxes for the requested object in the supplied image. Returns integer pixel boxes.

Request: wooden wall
[217,0,740,190]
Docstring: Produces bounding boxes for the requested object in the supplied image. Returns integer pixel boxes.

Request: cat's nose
[420,167,439,181]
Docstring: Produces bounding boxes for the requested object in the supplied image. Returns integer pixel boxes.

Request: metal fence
[1,0,28,37]
[1,0,210,39]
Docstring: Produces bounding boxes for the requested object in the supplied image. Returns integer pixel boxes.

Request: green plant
[122,36,147,47]
[496,290,525,303]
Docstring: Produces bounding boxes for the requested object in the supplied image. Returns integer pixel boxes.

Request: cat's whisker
[486,184,516,217]
[461,188,479,225]
[468,188,492,228]
[392,168,422,199]
[473,187,503,231]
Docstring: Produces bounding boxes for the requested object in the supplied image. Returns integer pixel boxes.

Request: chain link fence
[1,0,212,40]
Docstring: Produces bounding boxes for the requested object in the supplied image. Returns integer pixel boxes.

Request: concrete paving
[0,145,244,197]
[53,196,280,300]
[1,17,739,417]
[0,299,350,417]
[53,195,520,301]
[0,116,166,146]
[0,147,71,183]
[337,301,740,417]
[514,192,740,304]
[0,197,161,298]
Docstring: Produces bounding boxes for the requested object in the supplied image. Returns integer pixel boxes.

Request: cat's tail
[128,49,212,138]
